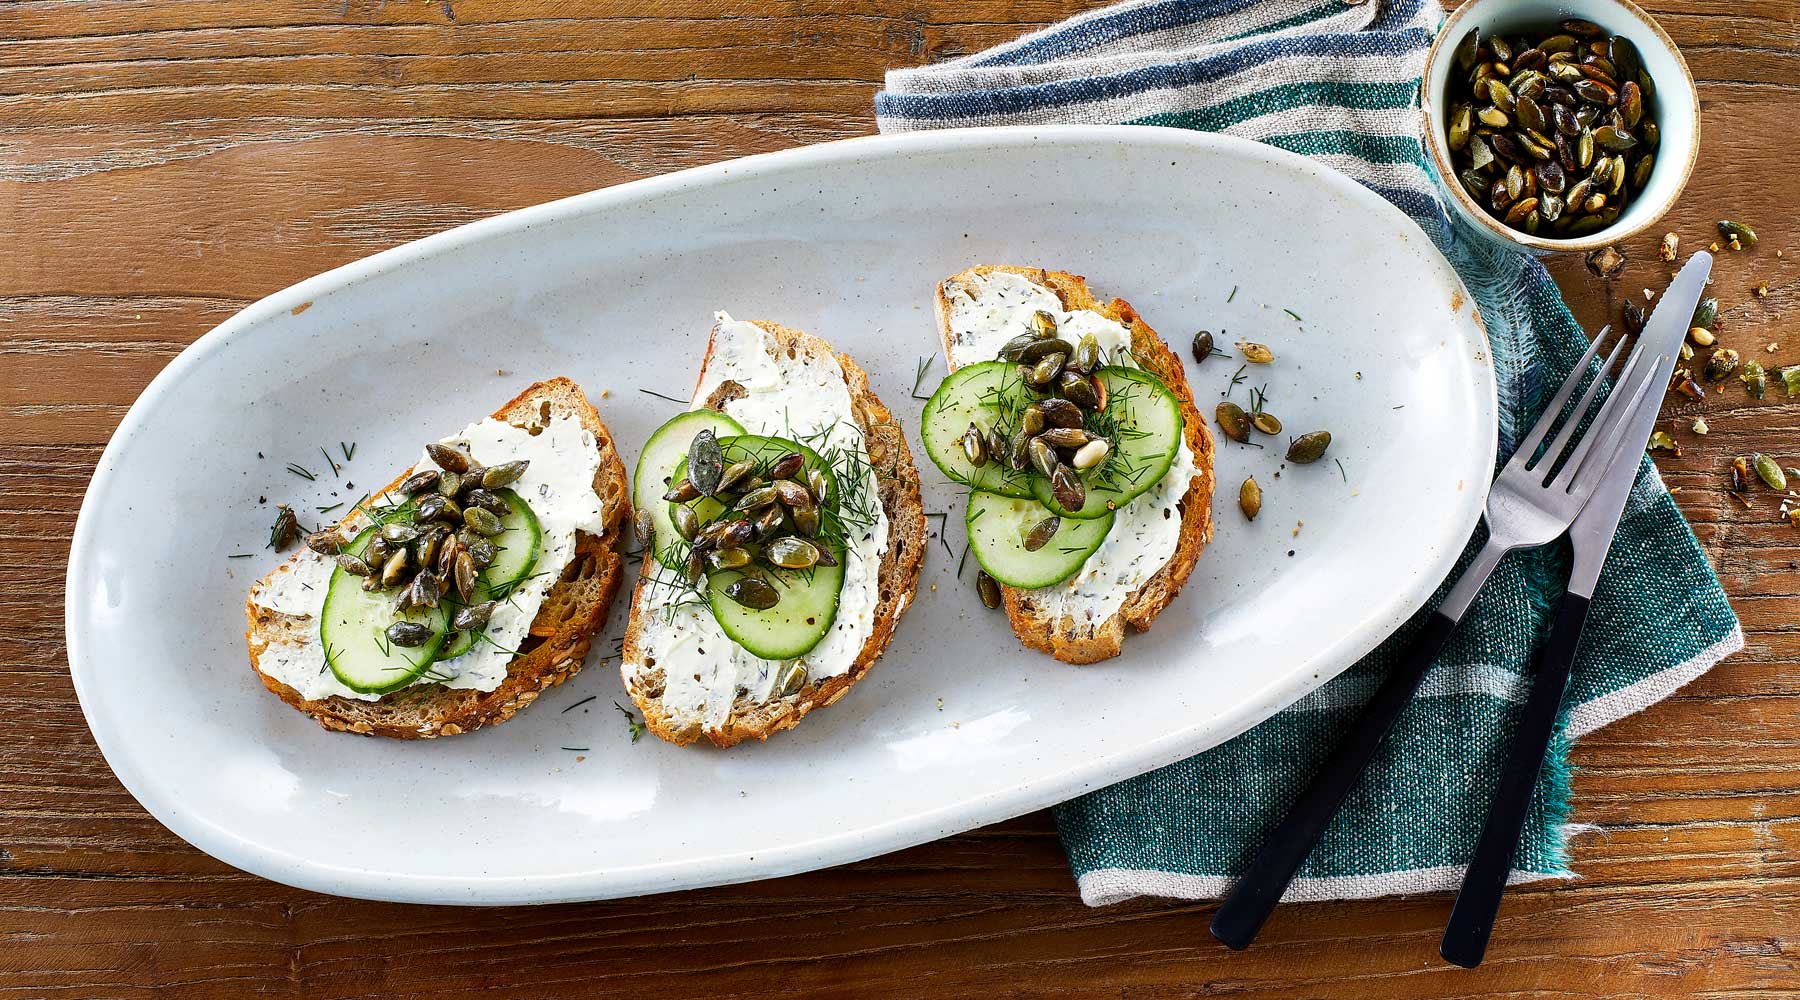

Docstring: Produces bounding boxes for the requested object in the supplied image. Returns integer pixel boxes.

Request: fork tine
[1532,329,1631,477]
[1508,326,1612,470]
[1553,342,1664,493]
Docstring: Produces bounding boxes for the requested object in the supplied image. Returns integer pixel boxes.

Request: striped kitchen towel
[876,0,1742,905]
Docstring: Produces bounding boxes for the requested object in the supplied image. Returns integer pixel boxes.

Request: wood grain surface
[4,1,1797,997]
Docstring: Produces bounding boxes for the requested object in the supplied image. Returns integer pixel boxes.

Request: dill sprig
[285,462,316,481]
[613,701,646,743]
[911,353,938,400]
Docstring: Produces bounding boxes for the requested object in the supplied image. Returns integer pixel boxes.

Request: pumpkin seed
[1069,335,1102,375]
[1023,516,1061,552]
[1191,330,1215,364]
[1286,430,1332,464]
[1239,476,1262,521]
[1743,360,1768,399]
[1051,465,1086,512]
[1004,429,1031,471]
[1060,371,1101,410]
[304,529,341,556]
[725,577,780,611]
[1030,352,1068,386]
[1039,398,1084,428]
[774,479,812,509]
[1690,327,1715,347]
[719,518,755,548]
[416,492,461,524]
[1692,296,1718,329]
[481,460,529,490]
[464,488,509,516]
[1216,401,1252,443]
[1705,347,1741,382]
[1621,299,1648,336]
[1453,27,1481,70]
[707,545,753,571]
[734,484,779,513]
[962,423,988,466]
[453,601,497,633]
[766,536,821,570]
[1039,427,1092,449]
[1028,437,1059,477]
[1020,338,1074,364]
[386,621,434,648]
[268,506,300,550]
[663,478,700,503]
[400,470,439,495]
[1252,411,1283,435]
[977,570,1002,610]
[381,522,420,544]
[688,429,725,496]
[380,550,409,587]
[426,442,470,473]
[1029,310,1058,339]
[1237,342,1274,363]
[1718,220,1757,248]
[335,552,372,576]
[463,506,505,536]
[791,502,821,537]
[1755,454,1787,491]
[1448,104,1472,151]
[754,504,785,540]
[805,467,831,505]
[672,504,700,541]
[437,470,463,498]
[452,550,476,600]
[779,663,809,697]
[768,452,806,481]
[1477,107,1510,128]
[999,333,1041,361]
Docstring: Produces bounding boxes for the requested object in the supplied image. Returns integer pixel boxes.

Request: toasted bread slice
[620,319,927,748]
[244,377,632,739]
[936,266,1214,664]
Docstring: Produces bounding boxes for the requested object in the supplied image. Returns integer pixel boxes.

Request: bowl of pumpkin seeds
[1420,0,1698,254]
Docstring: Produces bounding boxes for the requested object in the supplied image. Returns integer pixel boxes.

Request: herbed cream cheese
[628,313,891,733]
[943,270,1198,627]
[248,413,605,703]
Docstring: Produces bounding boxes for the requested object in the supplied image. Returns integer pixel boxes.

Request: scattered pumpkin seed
[481,460,529,490]
[1216,401,1252,443]
[1658,232,1678,262]
[1691,417,1709,435]
[1238,476,1262,521]
[1704,347,1740,382]
[1647,430,1679,454]
[1286,431,1332,464]
[1023,516,1061,552]
[724,577,780,611]
[425,442,470,473]
[977,570,1002,610]
[1252,411,1283,435]
[1742,360,1767,399]
[1237,342,1274,364]
[1782,366,1800,397]
[400,470,440,495]
[1191,330,1215,364]
[1717,220,1757,248]
[385,621,435,648]
[1754,453,1787,491]
[1690,327,1715,346]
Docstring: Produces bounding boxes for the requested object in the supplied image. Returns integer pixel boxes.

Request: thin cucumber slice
[1033,366,1184,518]
[673,434,847,660]
[966,492,1113,589]
[707,558,845,661]
[321,524,450,694]
[919,361,1038,499]
[438,488,541,660]
[633,409,746,564]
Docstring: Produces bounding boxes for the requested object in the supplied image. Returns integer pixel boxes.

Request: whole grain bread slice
[936,266,1215,664]
[244,377,632,739]
[620,319,927,749]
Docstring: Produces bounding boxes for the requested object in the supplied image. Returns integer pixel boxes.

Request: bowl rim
[1419,0,1700,253]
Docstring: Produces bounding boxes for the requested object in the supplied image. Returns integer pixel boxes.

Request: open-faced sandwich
[621,313,926,748]
[245,377,632,738]
[922,266,1214,664]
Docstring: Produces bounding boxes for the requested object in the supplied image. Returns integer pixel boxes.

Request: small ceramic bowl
[1420,0,1699,254]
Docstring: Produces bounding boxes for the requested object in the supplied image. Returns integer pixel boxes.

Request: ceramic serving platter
[66,125,1495,904]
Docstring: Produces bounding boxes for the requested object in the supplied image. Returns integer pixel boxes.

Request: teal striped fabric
[877,0,1742,904]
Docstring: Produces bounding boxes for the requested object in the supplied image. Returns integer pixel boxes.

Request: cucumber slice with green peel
[919,361,1039,499]
[670,433,848,661]
[633,409,746,564]
[1032,366,1185,519]
[706,557,846,661]
[321,525,450,694]
[437,488,542,660]
[966,492,1114,589]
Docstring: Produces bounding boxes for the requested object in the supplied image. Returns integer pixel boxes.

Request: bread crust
[243,377,632,739]
[620,319,927,748]
[935,266,1215,664]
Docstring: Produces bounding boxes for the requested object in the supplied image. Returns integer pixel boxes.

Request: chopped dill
[320,446,341,478]
[317,502,344,514]
[924,511,952,557]
[562,695,598,714]
[613,701,647,743]
[341,441,356,462]
[1227,285,1238,303]
[911,354,938,400]
[1223,364,1248,398]
[228,553,253,559]
[562,746,591,753]
[638,387,688,406]
[1335,458,1348,482]
[1283,308,1302,322]
[285,462,316,481]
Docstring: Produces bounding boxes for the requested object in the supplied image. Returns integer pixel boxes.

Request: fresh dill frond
[613,701,646,743]
[911,353,938,400]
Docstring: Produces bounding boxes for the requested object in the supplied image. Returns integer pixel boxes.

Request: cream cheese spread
[942,270,1199,628]
[628,313,891,734]
[248,413,605,703]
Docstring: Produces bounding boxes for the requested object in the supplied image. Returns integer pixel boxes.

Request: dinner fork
[1210,304,1681,951]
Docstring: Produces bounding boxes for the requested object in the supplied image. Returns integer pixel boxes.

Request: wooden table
[4,2,1796,996]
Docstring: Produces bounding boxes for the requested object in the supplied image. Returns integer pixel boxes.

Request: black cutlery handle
[1210,610,1460,950]
[1440,591,1591,969]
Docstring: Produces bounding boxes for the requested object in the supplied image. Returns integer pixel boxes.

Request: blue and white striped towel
[877,0,1742,905]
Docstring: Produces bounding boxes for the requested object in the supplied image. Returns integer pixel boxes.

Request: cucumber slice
[321,525,450,694]
[706,558,845,661]
[437,488,542,660]
[1032,366,1185,518]
[633,409,746,564]
[919,361,1038,500]
[672,434,847,660]
[966,492,1114,589]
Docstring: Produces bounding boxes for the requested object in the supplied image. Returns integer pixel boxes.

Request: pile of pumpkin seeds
[317,442,525,647]
[1445,19,1658,237]
[662,429,836,611]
